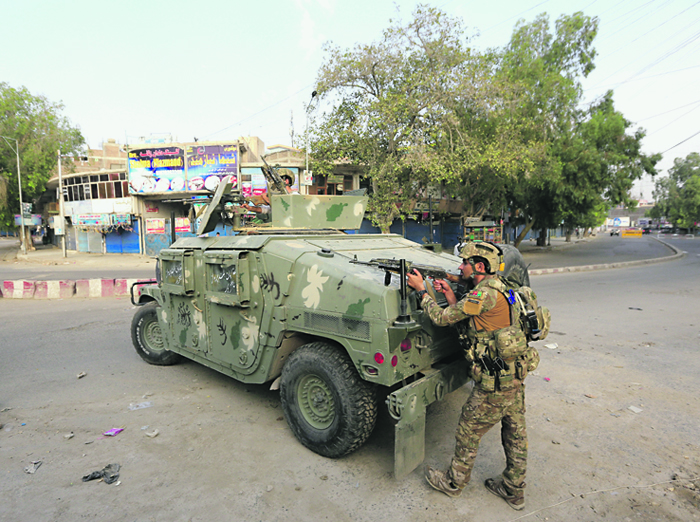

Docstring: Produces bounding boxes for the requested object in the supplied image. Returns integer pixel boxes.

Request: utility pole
[1,136,27,255]
[305,90,318,194]
[57,150,67,258]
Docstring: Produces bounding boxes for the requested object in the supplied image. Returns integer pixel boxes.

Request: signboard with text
[185,144,239,192]
[128,146,185,194]
[146,218,166,234]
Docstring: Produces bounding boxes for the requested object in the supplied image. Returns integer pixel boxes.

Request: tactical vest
[458,278,539,392]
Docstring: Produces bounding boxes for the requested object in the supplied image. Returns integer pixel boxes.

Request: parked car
[610,229,620,236]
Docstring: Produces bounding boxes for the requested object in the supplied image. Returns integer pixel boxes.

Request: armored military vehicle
[130,171,530,478]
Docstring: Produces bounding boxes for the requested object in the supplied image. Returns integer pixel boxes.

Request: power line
[202,82,315,140]
[661,129,700,154]
[587,2,700,89]
[585,64,700,92]
[637,98,700,122]
[483,0,549,33]
[647,102,700,136]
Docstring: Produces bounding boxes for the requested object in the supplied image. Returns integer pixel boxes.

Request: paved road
[0,238,697,521]
[0,233,687,283]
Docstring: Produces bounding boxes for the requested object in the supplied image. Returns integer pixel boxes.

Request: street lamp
[0,135,27,255]
[305,90,318,190]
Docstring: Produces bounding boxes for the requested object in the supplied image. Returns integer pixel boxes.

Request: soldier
[406,241,533,511]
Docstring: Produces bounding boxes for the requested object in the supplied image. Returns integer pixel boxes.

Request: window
[209,264,237,294]
[61,173,131,201]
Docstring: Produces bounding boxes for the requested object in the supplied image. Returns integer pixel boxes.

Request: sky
[2,0,699,201]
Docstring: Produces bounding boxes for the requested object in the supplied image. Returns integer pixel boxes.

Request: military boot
[484,478,525,510]
[425,467,462,498]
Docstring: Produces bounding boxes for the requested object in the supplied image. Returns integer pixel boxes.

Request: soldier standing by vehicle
[406,241,538,511]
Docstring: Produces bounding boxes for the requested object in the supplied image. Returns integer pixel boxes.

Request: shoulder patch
[462,295,484,315]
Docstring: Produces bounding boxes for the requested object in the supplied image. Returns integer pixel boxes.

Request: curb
[1,278,156,299]
[528,237,685,276]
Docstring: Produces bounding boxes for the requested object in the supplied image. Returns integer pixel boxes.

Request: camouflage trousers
[448,381,527,496]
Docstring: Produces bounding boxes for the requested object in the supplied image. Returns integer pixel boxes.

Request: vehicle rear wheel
[280,342,378,458]
[131,302,181,366]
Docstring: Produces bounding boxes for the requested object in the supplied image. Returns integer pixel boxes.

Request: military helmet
[458,241,481,260]
[459,241,504,274]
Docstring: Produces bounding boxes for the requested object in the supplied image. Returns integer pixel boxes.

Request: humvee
[130,173,530,479]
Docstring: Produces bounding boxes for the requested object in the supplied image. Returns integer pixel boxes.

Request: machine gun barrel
[259,154,288,194]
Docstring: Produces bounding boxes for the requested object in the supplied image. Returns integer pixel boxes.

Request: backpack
[507,284,551,342]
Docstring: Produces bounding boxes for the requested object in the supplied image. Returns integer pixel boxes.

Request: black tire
[280,342,378,458]
[131,302,181,366]
[500,244,531,287]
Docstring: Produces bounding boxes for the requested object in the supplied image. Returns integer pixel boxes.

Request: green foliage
[653,153,700,230]
[498,13,658,245]
[0,82,84,228]
[309,7,659,238]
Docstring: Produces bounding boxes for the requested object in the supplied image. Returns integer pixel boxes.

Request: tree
[0,82,84,246]
[312,5,516,233]
[498,13,659,246]
[497,12,598,245]
[555,92,659,240]
[651,153,700,232]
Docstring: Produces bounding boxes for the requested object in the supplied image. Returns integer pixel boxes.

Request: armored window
[163,259,183,286]
[210,264,237,294]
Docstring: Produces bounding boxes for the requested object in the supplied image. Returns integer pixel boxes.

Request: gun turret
[260,154,288,194]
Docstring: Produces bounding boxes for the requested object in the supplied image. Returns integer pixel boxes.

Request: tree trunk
[19,227,36,252]
[513,218,535,248]
[537,228,547,247]
[565,227,573,243]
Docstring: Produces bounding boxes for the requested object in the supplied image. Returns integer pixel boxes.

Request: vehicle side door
[204,250,265,374]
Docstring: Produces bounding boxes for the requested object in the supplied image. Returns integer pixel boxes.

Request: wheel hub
[298,374,335,429]
[144,320,164,351]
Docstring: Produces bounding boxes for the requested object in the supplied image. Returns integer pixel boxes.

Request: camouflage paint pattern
[420,275,500,327]
[136,193,534,479]
[448,383,527,496]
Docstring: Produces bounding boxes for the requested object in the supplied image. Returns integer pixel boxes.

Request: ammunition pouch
[467,325,529,391]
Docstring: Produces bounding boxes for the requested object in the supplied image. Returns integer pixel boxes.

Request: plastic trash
[82,463,120,484]
[128,401,152,411]
[24,460,42,474]
[103,427,124,437]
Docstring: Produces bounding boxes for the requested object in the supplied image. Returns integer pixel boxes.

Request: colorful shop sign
[174,217,191,233]
[111,214,131,226]
[76,214,111,226]
[185,143,239,192]
[146,218,166,234]
[128,146,185,194]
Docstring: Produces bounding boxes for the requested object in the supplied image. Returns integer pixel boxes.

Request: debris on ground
[145,429,159,438]
[82,463,121,484]
[103,427,125,437]
[24,460,42,474]
[628,406,643,414]
[128,401,152,411]
[77,372,87,379]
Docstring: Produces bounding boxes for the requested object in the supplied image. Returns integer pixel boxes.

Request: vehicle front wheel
[131,302,181,366]
[280,342,378,458]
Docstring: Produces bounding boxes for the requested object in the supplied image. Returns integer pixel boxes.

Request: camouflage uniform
[419,274,528,497]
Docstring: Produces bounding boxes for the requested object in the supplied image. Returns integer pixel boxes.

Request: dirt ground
[1,242,699,522]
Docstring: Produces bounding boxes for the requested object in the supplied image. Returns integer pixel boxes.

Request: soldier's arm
[419,294,469,327]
